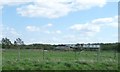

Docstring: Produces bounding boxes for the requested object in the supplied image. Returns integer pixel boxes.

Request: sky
[0,0,119,44]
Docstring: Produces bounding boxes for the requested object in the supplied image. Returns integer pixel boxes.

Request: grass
[2,49,119,70]
[0,49,1,71]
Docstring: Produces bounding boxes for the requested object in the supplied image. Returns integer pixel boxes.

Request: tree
[1,38,12,48]
[14,41,17,46]
[15,38,24,45]
[14,38,24,61]
[75,43,84,51]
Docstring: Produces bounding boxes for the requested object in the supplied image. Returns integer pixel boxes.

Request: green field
[2,49,118,70]
[0,49,1,71]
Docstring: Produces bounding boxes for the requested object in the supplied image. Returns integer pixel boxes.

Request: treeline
[0,38,55,50]
[91,43,118,51]
[21,44,55,50]
[1,38,24,49]
[0,38,119,52]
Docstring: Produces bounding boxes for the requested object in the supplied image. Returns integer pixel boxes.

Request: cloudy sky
[0,0,119,44]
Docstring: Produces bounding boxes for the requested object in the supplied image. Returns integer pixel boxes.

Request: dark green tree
[14,38,24,61]
[1,38,12,48]
[15,38,24,45]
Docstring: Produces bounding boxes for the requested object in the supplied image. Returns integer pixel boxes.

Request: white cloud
[70,15,118,36]
[0,0,32,6]
[1,0,118,19]
[70,23,100,36]
[26,24,62,34]
[44,30,51,34]
[16,0,72,18]
[2,0,118,19]
[73,0,106,10]
[46,23,53,27]
[0,0,34,10]
[55,30,62,34]
[92,18,113,24]
[106,0,119,2]
[0,0,107,18]
[108,16,118,28]
[44,30,62,34]
[1,25,21,39]
[62,35,76,40]
[5,27,20,36]
[16,0,106,18]
[8,28,20,36]
[0,25,22,42]
[92,16,118,28]
[26,25,40,32]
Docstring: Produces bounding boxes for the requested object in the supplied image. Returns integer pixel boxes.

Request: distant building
[65,44,76,48]
[83,44,100,50]
[55,44,100,51]
[55,45,72,51]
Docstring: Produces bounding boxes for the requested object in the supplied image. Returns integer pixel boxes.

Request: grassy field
[0,49,1,71]
[2,49,118,70]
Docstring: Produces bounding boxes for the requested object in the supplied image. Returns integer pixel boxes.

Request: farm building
[65,44,76,48]
[73,44,100,51]
[55,44,100,51]
[82,44,100,50]
[55,45,73,51]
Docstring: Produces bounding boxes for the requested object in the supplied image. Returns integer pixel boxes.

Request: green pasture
[2,49,118,70]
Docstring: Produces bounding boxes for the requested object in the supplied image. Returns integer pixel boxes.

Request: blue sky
[0,0,118,44]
